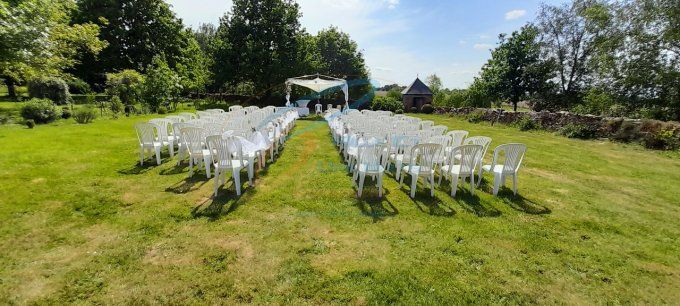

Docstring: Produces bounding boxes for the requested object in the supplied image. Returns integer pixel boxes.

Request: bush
[395,109,403,114]
[20,98,62,124]
[109,96,124,114]
[66,78,91,94]
[516,116,538,131]
[611,120,639,142]
[467,109,485,123]
[370,96,403,112]
[26,119,35,129]
[559,123,598,139]
[157,106,168,114]
[0,115,9,125]
[73,106,97,124]
[106,70,144,105]
[27,77,72,105]
[643,127,680,150]
[409,107,418,113]
[142,57,182,111]
[421,104,434,114]
[61,107,72,119]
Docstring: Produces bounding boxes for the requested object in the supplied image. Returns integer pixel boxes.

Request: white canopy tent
[285,74,349,112]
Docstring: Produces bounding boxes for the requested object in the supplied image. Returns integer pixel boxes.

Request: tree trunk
[5,77,17,100]
[513,102,518,112]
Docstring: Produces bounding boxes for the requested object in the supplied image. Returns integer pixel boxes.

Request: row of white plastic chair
[135,107,299,196]
[327,111,527,198]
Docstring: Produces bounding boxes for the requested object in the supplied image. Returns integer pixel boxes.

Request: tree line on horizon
[412,0,677,121]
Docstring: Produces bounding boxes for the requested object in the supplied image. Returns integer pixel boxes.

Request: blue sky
[166,0,563,89]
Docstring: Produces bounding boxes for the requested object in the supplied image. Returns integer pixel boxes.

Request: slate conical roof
[401,77,433,95]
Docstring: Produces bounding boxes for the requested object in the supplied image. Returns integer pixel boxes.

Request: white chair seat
[215,159,248,170]
[482,164,506,174]
[402,165,434,175]
[442,164,474,175]
[358,164,385,174]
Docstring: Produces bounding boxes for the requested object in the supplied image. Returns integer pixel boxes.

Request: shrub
[27,77,72,105]
[421,104,434,114]
[559,123,598,139]
[157,106,168,114]
[0,115,9,125]
[66,78,91,94]
[26,119,35,129]
[642,127,679,150]
[73,106,97,124]
[142,57,182,111]
[409,107,418,113]
[395,109,403,114]
[611,121,639,142]
[106,70,144,105]
[516,116,538,131]
[370,96,403,112]
[20,98,62,124]
[61,107,72,119]
[109,96,124,114]
[467,109,485,123]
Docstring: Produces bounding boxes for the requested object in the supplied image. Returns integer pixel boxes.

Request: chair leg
[430,173,435,197]
[378,172,383,198]
[139,147,144,166]
[493,173,501,196]
[169,141,175,157]
[233,168,241,196]
[358,172,366,197]
[188,157,194,177]
[410,174,417,198]
[450,175,459,197]
[395,160,402,180]
[399,169,404,187]
[477,168,483,185]
[213,168,220,196]
[154,147,161,165]
[247,161,254,185]
[203,155,211,178]
[470,174,475,195]
[512,175,518,195]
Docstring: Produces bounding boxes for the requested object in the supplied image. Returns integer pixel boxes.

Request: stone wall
[434,107,680,150]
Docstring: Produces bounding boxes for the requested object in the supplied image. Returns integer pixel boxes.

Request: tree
[536,0,611,100]
[426,74,443,94]
[214,0,304,95]
[72,0,189,86]
[0,0,105,98]
[313,27,368,78]
[142,56,181,111]
[478,25,554,111]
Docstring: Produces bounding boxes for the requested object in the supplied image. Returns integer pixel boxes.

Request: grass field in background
[0,112,678,304]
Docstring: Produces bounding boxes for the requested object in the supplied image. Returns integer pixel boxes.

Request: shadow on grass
[352,189,399,223]
[401,184,456,217]
[165,175,209,194]
[117,162,160,175]
[191,191,242,221]
[498,190,552,215]
[159,163,188,175]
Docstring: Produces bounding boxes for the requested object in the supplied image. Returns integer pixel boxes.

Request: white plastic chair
[399,143,442,198]
[224,135,255,187]
[419,120,434,130]
[315,104,323,115]
[463,136,492,185]
[430,125,448,135]
[135,123,162,166]
[353,144,388,197]
[387,136,419,181]
[149,118,175,157]
[482,144,527,196]
[180,127,212,178]
[206,135,250,196]
[440,144,483,197]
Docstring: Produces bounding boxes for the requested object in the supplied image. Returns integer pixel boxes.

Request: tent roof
[401,78,433,95]
[286,74,346,93]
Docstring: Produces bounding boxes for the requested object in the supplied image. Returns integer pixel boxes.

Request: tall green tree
[426,74,443,94]
[478,25,554,111]
[72,0,189,86]
[0,0,105,98]
[313,27,368,78]
[214,0,303,95]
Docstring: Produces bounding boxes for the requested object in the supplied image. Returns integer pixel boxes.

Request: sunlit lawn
[0,110,678,304]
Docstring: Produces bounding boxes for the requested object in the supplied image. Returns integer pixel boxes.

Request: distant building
[401,78,433,110]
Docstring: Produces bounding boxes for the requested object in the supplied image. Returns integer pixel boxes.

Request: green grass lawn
[0,113,679,304]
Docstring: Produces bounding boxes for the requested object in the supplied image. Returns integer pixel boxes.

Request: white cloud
[458,40,467,45]
[504,9,526,20]
[385,0,399,10]
[473,43,493,50]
